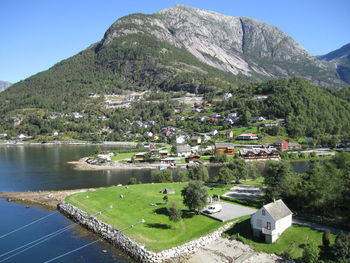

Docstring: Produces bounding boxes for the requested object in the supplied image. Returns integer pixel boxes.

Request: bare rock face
[100,4,340,85]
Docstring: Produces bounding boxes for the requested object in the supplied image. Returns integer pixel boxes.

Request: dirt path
[185,237,292,263]
[0,188,93,209]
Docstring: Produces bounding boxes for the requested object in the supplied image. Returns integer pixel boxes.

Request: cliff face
[101,4,341,86]
[319,43,350,84]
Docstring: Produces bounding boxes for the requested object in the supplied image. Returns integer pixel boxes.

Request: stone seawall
[58,201,234,263]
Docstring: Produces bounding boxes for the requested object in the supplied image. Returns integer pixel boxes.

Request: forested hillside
[217,78,350,140]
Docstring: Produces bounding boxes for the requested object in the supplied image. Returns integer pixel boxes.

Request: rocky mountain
[0,5,346,115]
[102,4,342,86]
[0,81,12,92]
[319,43,350,84]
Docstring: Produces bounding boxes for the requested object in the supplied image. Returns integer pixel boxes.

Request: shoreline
[0,140,138,147]
[68,157,227,171]
[0,188,94,209]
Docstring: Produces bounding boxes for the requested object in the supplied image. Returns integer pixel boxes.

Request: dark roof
[263,199,292,221]
[215,143,235,149]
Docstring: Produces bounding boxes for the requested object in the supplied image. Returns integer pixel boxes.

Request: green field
[226,217,336,259]
[65,183,230,252]
[110,152,138,161]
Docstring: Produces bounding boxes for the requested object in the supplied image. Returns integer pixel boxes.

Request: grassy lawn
[225,217,336,259]
[242,177,265,187]
[65,183,230,252]
[110,152,138,161]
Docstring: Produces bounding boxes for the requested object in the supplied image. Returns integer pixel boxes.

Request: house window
[262,209,265,216]
[266,222,271,230]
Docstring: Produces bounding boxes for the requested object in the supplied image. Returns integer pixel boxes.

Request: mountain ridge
[318,43,350,84]
[100,4,341,86]
[0,5,348,116]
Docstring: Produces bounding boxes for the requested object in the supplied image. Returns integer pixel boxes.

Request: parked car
[205,204,222,214]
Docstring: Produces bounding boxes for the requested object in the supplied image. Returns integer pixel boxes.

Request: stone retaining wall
[58,201,234,263]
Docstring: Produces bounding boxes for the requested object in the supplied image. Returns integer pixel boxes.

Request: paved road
[202,202,256,222]
[293,218,349,235]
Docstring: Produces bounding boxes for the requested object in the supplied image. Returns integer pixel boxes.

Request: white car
[205,204,222,214]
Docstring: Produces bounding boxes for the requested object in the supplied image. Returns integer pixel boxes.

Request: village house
[237,133,259,141]
[185,155,201,163]
[176,135,187,144]
[160,157,177,165]
[250,116,266,122]
[0,133,8,138]
[159,150,169,159]
[214,143,235,155]
[226,131,234,138]
[223,93,232,100]
[239,148,280,160]
[251,199,292,243]
[211,130,218,136]
[176,144,192,157]
[135,152,147,159]
[16,134,27,140]
[191,136,202,144]
[273,140,302,151]
[288,142,302,150]
[273,140,289,151]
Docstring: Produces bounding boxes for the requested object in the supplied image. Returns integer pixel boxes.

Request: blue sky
[1,0,349,83]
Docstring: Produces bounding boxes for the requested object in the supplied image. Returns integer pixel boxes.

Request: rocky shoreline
[0,188,92,209]
[68,157,225,171]
[59,200,235,263]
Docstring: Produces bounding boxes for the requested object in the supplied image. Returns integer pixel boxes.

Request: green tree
[217,166,234,184]
[301,243,320,263]
[241,110,251,125]
[167,202,182,223]
[128,177,138,185]
[188,165,209,182]
[163,195,169,204]
[154,169,173,183]
[228,159,248,183]
[177,170,189,182]
[331,232,350,262]
[263,161,295,201]
[323,230,331,249]
[181,181,208,213]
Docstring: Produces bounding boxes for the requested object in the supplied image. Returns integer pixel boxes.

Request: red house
[274,140,289,151]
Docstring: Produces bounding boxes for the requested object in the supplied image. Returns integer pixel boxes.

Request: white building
[211,130,218,136]
[176,144,192,157]
[16,134,26,140]
[176,135,187,144]
[251,199,292,243]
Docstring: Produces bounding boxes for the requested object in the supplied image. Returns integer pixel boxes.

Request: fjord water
[0,145,143,263]
[0,145,310,262]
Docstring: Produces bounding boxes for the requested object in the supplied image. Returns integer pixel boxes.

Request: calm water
[0,145,310,262]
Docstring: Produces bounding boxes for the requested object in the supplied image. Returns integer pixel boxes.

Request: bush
[154,169,173,183]
[128,177,138,185]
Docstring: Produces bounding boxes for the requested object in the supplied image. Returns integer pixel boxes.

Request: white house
[176,135,187,144]
[211,129,218,136]
[176,144,192,157]
[223,93,232,100]
[16,134,26,140]
[251,199,292,243]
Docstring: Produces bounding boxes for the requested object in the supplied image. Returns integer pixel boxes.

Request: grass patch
[65,183,230,252]
[221,196,264,209]
[242,177,265,187]
[225,218,336,259]
[110,152,138,161]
